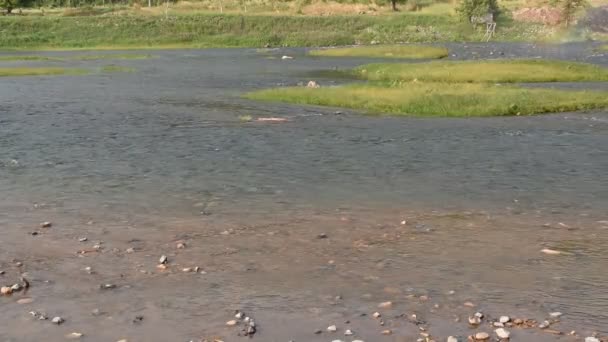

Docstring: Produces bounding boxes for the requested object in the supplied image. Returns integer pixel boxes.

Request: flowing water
[0,42,607,341]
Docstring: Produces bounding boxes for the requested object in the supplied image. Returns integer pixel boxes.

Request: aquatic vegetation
[0,67,86,77]
[245,82,608,117]
[100,65,135,73]
[70,54,151,60]
[0,55,58,61]
[309,45,449,59]
[238,114,253,122]
[354,59,608,83]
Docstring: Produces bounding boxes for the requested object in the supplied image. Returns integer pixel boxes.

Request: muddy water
[0,43,607,341]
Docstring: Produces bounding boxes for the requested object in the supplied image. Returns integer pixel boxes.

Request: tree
[389,0,407,11]
[457,0,499,22]
[560,0,586,27]
[1,0,33,14]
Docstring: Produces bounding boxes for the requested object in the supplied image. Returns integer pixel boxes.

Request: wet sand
[1,42,607,341]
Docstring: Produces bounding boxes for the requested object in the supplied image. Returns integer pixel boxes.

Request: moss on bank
[309,45,449,59]
[0,67,86,76]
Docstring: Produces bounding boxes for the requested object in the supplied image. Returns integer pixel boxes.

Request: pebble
[314,329,322,334]
[159,255,168,264]
[474,312,484,319]
[66,332,83,339]
[317,233,328,239]
[281,55,294,60]
[464,301,475,307]
[585,338,600,342]
[499,316,510,323]
[11,283,22,291]
[513,318,523,325]
[381,329,392,335]
[378,301,392,308]
[17,298,33,304]
[493,322,504,327]
[468,316,481,325]
[235,311,244,319]
[52,316,65,325]
[327,325,337,332]
[344,329,353,336]
[78,237,88,242]
[182,268,193,272]
[0,270,4,275]
[541,248,562,255]
[372,312,381,318]
[41,222,52,228]
[495,328,510,339]
[176,242,186,249]
[539,320,550,329]
[126,247,135,253]
[549,312,563,318]
[474,332,490,340]
[100,283,117,290]
[1,286,12,295]
[352,340,365,342]
[226,320,238,326]
[331,340,344,342]
[447,337,459,342]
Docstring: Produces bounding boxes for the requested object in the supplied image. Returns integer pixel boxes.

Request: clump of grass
[0,67,86,77]
[309,45,449,59]
[71,54,151,60]
[0,55,58,61]
[100,65,136,73]
[238,114,254,122]
[355,59,608,83]
[601,45,608,51]
[245,82,608,117]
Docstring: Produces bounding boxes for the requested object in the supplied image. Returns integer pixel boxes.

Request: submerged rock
[52,316,65,325]
[327,325,337,332]
[495,328,510,339]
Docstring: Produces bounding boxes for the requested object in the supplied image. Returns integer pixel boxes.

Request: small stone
[159,255,168,264]
[331,340,344,342]
[464,301,475,307]
[117,340,128,342]
[11,283,22,291]
[474,332,489,340]
[539,320,550,329]
[419,295,429,301]
[344,329,353,336]
[314,329,322,334]
[182,268,192,272]
[0,270,4,275]
[157,264,167,270]
[176,242,186,249]
[352,340,365,342]
[246,325,256,335]
[52,316,65,325]
[448,290,455,295]
[372,312,381,318]
[226,320,238,326]
[14,262,23,267]
[585,337,600,342]
[133,315,144,324]
[549,312,563,318]
[306,80,320,88]
[499,316,510,323]
[17,298,33,304]
[66,332,83,339]
[541,248,562,255]
[493,322,504,327]
[495,328,510,339]
[235,311,244,319]
[327,325,337,332]
[378,301,392,308]
[447,337,459,342]
[41,221,52,228]
[126,247,135,253]
[381,329,392,335]
[513,318,523,325]
[1,286,12,295]
[281,55,293,60]
[468,316,481,325]
[474,312,484,319]
[84,266,93,273]
[78,237,88,242]
[317,233,328,239]
[100,284,116,290]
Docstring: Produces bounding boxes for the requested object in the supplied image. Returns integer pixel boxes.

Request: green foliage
[0,66,86,76]
[1,0,34,14]
[456,0,499,21]
[309,45,448,59]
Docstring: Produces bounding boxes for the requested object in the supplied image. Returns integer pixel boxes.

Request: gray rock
[159,255,168,264]
[52,316,64,325]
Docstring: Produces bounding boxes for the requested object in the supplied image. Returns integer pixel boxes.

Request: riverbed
[0,42,607,341]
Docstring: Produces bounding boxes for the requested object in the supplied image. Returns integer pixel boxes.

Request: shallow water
[0,42,607,341]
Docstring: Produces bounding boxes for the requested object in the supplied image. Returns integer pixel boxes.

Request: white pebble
[327,324,337,332]
[372,312,381,318]
[495,328,510,339]
[226,320,237,326]
[344,329,353,336]
[585,338,600,342]
[52,316,64,325]
[549,312,563,318]
[499,316,510,323]
[447,337,459,342]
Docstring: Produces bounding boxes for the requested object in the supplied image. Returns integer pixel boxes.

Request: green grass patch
[310,45,448,59]
[245,83,608,117]
[0,13,555,50]
[0,55,58,61]
[100,65,136,73]
[70,53,151,60]
[601,45,608,51]
[354,59,608,83]
[0,67,86,77]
